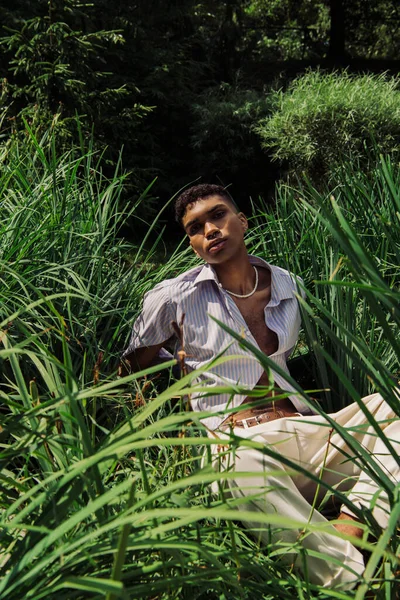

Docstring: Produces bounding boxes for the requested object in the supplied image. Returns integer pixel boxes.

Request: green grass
[248,156,400,411]
[0,125,399,598]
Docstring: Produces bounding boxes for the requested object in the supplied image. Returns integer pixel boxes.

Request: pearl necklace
[224,266,259,298]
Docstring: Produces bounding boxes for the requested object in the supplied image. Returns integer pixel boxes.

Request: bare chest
[233,290,278,356]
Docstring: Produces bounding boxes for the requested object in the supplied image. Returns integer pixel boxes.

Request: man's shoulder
[270,263,300,283]
[251,256,300,285]
[145,264,205,299]
[252,257,304,301]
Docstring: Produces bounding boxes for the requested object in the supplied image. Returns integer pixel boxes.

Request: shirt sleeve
[123,284,175,357]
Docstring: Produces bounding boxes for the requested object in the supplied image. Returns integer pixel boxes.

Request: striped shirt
[124,255,316,430]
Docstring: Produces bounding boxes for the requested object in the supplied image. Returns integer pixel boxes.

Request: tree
[1,0,400,211]
[0,1,150,150]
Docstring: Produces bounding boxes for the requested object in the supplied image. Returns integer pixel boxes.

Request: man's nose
[204,221,219,238]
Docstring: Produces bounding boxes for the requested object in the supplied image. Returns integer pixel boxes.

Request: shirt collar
[193,255,297,305]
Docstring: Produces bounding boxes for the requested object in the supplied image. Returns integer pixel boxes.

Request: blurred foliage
[255,70,400,182]
[343,0,400,59]
[243,0,331,61]
[190,82,272,192]
[0,0,201,202]
[244,0,400,62]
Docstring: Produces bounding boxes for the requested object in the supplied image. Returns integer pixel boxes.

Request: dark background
[1,0,399,237]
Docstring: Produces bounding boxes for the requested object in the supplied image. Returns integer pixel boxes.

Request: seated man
[122,183,399,590]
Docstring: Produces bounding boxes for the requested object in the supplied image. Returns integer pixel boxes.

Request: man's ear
[238,212,248,232]
[190,241,200,257]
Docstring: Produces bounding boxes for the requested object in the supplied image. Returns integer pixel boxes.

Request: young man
[122,184,399,590]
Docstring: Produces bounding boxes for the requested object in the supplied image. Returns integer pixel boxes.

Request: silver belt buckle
[242,415,262,428]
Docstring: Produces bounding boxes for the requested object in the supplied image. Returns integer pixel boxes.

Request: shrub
[255,70,400,182]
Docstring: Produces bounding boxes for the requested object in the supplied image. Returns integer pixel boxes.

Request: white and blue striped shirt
[124,255,316,430]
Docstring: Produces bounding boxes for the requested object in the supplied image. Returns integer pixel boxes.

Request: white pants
[210,393,400,589]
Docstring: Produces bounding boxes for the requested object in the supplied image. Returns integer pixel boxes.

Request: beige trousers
[211,393,400,590]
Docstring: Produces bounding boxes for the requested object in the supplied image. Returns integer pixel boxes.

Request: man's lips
[207,238,227,253]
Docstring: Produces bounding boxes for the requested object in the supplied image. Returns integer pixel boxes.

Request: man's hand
[334,512,364,539]
[118,342,167,376]
[118,358,132,378]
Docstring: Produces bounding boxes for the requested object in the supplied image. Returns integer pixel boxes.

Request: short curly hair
[174,184,236,226]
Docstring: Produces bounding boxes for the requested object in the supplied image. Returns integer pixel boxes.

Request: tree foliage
[0,1,149,142]
[242,0,400,63]
[0,0,201,196]
[0,1,400,206]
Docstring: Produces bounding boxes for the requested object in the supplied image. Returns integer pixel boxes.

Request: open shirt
[123,255,316,430]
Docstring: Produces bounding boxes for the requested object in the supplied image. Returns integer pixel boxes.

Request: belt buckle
[233,409,302,430]
[241,415,261,429]
[243,410,279,428]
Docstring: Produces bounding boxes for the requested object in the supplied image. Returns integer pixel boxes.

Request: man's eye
[214,211,225,219]
[189,225,200,235]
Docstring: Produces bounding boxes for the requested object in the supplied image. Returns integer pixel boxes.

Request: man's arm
[120,283,175,376]
[119,342,167,376]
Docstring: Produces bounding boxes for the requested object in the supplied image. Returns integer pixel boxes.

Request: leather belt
[221,408,302,429]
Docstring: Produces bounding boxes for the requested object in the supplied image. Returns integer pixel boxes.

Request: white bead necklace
[223,266,259,298]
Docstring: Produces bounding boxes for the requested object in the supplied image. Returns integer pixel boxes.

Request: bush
[255,70,400,182]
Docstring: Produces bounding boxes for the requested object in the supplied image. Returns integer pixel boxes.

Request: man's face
[181,195,248,264]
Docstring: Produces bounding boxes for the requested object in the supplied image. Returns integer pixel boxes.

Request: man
[122,184,399,590]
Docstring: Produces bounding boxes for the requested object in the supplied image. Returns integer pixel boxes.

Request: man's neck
[212,252,255,296]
